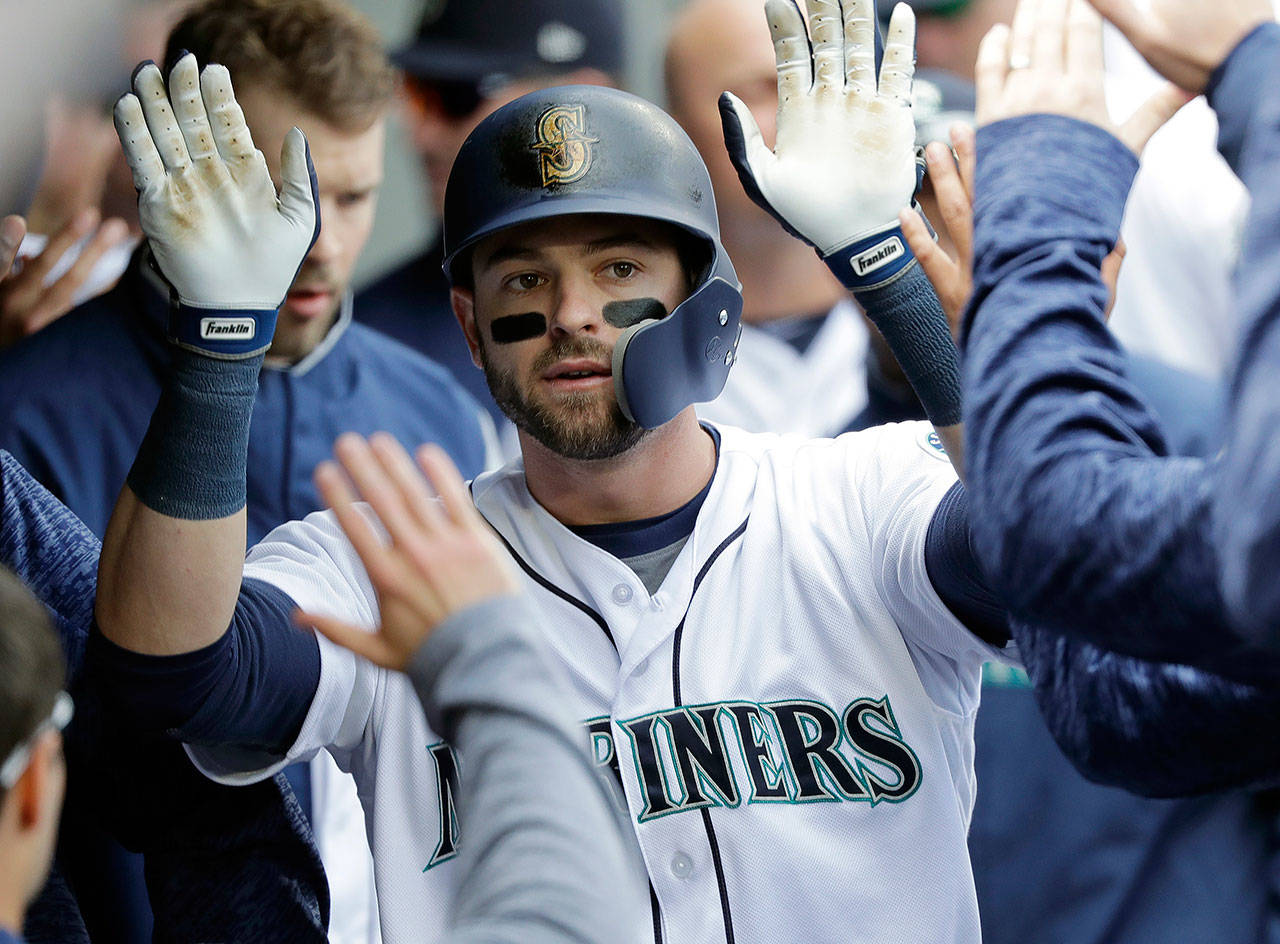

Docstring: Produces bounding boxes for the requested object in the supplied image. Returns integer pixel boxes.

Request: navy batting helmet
[442,84,743,430]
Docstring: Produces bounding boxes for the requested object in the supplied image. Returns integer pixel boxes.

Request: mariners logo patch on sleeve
[916,426,950,462]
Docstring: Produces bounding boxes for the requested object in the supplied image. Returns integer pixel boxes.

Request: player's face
[454,215,689,461]
[238,86,386,364]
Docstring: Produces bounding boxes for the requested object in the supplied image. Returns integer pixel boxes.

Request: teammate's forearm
[1206,24,1280,645]
[1,450,100,653]
[1012,618,1280,796]
[409,596,647,943]
[962,115,1261,675]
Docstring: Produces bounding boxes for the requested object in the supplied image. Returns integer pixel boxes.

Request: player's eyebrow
[479,233,660,270]
[480,244,541,268]
[582,233,658,255]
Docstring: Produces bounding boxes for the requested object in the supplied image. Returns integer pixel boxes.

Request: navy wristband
[852,264,962,427]
[126,345,260,519]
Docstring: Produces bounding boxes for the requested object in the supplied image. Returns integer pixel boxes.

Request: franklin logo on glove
[852,236,905,276]
[199,318,256,340]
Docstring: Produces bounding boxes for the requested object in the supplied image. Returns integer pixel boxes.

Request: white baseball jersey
[188,421,1009,944]
[698,299,869,437]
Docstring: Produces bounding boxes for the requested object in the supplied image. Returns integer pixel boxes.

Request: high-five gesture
[113,54,319,357]
[975,0,1189,155]
[298,434,522,672]
[720,0,923,290]
[900,123,1127,334]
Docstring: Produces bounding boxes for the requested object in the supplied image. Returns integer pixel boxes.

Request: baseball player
[92,3,1020,943]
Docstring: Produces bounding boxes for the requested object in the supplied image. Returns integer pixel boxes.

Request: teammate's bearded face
[456,215,689,461]
[237,86,386,365]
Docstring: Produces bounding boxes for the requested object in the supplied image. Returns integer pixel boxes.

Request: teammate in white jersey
[92,2,1016,942]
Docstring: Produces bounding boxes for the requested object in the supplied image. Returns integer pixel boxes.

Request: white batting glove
[113,54,319,358]
[720,0,926,290]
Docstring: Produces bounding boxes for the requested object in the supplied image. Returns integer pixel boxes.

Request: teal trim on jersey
[981,661,1032,688]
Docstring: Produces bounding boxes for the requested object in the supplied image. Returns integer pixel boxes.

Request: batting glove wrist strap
[821,202,934,292]
[167,297,279,360]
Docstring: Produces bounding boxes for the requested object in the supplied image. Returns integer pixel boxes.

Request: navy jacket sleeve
[0,450,100,677]
[1,450,330,942]
[961,113,1272,681]
[1010,618,1280,796]
[1207,24,1280,646]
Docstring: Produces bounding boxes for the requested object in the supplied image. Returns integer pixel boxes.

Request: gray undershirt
[407,595,648,942]
[621,537,690,596]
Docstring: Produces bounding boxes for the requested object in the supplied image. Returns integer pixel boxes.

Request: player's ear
[17,733,64,830]
[451,286,483,370]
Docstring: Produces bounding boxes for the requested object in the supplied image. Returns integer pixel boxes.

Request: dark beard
[479,335,648,461]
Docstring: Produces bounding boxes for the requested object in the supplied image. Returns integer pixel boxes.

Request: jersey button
[635,657,650,675]
[612,583,634,605]
[670,852,694,880]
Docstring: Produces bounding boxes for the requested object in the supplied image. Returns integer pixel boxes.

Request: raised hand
[901,121,1128,333]
[113,54,319,357]
[900,125,976,335]
[1086,0,1272,92]
[0,208,130,347]
[975,0,1189,155]
[720,0,924,290]
[0,217,25,285]
[297,434,522,672]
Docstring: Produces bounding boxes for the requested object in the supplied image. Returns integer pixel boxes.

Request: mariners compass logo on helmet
[532,105,598,186]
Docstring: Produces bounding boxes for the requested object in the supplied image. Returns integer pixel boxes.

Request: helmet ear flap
[613,266,743,428]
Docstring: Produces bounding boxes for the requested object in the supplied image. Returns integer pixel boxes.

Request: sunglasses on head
[409,75,514,119]
[0,691,73,790]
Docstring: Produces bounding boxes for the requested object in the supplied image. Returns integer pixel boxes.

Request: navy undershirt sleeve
[89,578,319,755]
[924,483,1010,647]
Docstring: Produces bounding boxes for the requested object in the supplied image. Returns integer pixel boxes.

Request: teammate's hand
[0,208,130,347]
[975,0,1189,155]
[25,97,121,236]
[1086,0,1271,92]
[0,217,25,286]
[901,121,1127,332]
[719,0,920,279]
[899,126,975,337]
[113,54,318,323]
[296,433,522,673]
